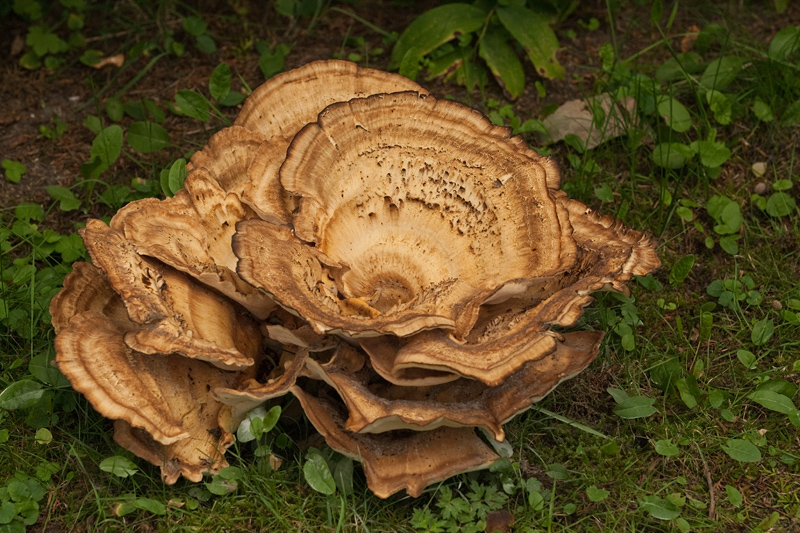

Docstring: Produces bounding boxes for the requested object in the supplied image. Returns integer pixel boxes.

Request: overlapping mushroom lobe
[235,92,577,339]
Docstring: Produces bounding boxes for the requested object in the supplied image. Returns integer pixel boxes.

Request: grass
[2,1,800,531]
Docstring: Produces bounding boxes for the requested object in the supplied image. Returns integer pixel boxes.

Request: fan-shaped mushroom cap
[187,126,265,196]
[81,219,262,370]
[235,60,427,141]
[290,387,499,499]
[49,261,129,334]
[114,418,232,484]
[110,170,276,319]
[303,331,602,442]
[55,311,241,448]
[235,92,576,338]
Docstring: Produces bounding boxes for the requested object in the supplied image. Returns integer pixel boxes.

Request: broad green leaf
[0,380,45,410]
[638,495,681,520]
[209,62,232,102]
[0,501,15,524]
[90,125,123,172]
[390,4,486,68]
[182,16,207,36]
[205,477,238,495]
[175,90,210,122]
[613,395,657,419]
[332,455,354,495]
[669,254,694,285]
[768,26,800,60]
[696,140,731,168]
[586,485,610,502]
[651,142,694,169]
[719,235,739,255]
[748,389,796,414]
[168,158,187,195]
[753,97,774,122]
[2,159,26,183]
[398,46,423,81]
[46,185,81,211]
[721,439,761,463]
[29,351,69,387]
[99,456,139,477]
[654,439,680,457]
[195,34,217,55]
[657,96,692,132]
[706,90,732,125]
[765,192,796,217]
[782,98,800,126]
[237,406,267,443]
[134,498,166,515]
[751,318,774,346]
[105,97,124,122]
[773,179,793,191]
[497,5,564,79]
[607,387,630,404]
[127,121,171,154]
[34,428,52,444]
[725,485,743,507]
[757,378,796,398]
[479,25,525,99]
[675,377,700,409]
[700,56,744,91]
[656,52,703,82]
[304,449,336,495]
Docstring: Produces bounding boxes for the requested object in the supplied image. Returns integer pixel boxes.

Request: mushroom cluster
[51,60,660,498]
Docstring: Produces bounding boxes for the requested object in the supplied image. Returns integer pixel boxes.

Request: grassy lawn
[1,1,799,531]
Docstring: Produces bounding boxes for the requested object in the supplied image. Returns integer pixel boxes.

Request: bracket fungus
[51,60,660,498]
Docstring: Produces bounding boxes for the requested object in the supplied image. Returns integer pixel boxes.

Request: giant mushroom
[50,60,660,497]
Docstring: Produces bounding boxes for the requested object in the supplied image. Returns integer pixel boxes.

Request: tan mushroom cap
[303,331,603,442]
[186,126,265,196]
[235,219,487,337]
[55,311,240,447]
[234,60,427,141]
[114,418,232,484]
[49,261,129,334]
[238,60,429,226]
[81,219,262,370]
[261,92,576,336]
[360,193,661,386]
[290,387,499,499]
[110,169,275,319]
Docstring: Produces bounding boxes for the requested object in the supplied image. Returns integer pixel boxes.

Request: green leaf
[748,390,796,414]
[669,254,694,285]
[675,377,701,409]
[657,96,692,132]
[654,439,680,457]
[99,456,139,478]
[34,428,52,444]
[613,396,657,419]
[721,438,761,463]
[205,477,238,495]
[134,498,166,515]
[304,449,336,495]
[209,62,232,102]
[546,463,569,480]
[391,4,486,68]
[651,142,694,169]
[2,159,26,183]
[175,90,210,122]
[736,349,757,369]
[696,140,730,168]
[768,26,800,60]
[586,485,610,502]
[46,185,81,211]
[195,34,217,55]
[782,98,800,126]
[718,235,739,255]
[29,351,69,387]
[638,495,681,520]
[700,56,744,91]
[765,192,796,217]
[127,121,171,153]
[0,380,45,410]
[182,16,207,36]
[753,97,774,122]
[757,378,796,398]
[497,5,564,79]
[398,47,423,81]
[27,25,68,56]
[168,158,187,195]
[725,485,743,507]
[706,89,732,125]
[0,500,16,524]
[90,125,123,174]
[751,318,774,346]
[478,25,525,99]
[332,455,354,495]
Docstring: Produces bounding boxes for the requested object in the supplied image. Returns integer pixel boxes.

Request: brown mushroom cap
[81,218,262,370]
[235,91,577,339]
[110,169,276,320]
[55,311,240,447]
[290,386,499,499]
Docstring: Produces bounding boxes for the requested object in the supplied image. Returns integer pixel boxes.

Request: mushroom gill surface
[50,59,661,499]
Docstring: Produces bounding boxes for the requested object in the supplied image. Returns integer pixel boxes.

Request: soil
[1,1,798,225]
